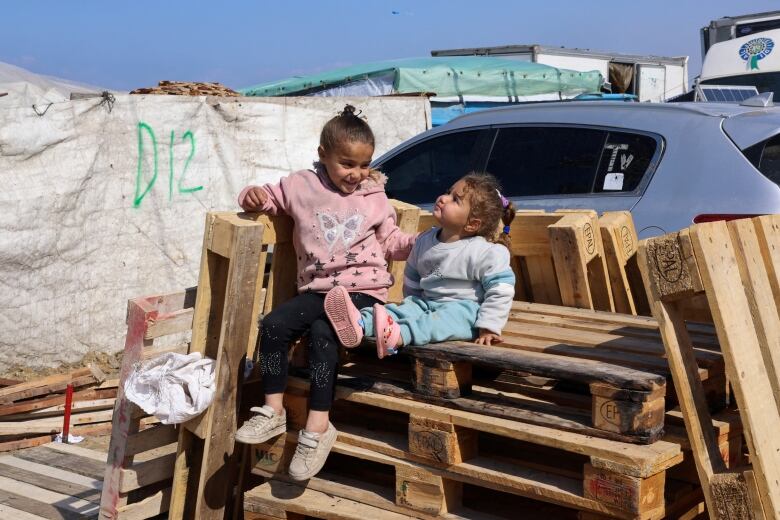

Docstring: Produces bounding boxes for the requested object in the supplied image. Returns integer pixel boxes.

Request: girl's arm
[237,177,291,216]
[402,243,423,298]
[474,246,516,342]
[376,204,418,261]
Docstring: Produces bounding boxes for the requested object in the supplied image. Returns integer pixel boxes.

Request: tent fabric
[240,57,603,100]
[0,95,429,373]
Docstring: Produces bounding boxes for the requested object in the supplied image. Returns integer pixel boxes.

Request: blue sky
[1,1,778,91]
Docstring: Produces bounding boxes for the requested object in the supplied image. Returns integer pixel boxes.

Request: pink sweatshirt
[238,165,416,302]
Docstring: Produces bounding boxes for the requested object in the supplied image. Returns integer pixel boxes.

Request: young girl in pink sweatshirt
[234,105,416,481]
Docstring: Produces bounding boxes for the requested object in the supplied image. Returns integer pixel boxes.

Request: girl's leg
[259,292,326,406]
[236,292,325,445]
[288,292,379,481]
[306,292,380,427]
[388,299,481,346]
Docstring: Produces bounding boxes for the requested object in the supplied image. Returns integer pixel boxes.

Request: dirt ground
[0,350,123,382]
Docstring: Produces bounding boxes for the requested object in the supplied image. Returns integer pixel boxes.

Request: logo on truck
[739,37,774,70]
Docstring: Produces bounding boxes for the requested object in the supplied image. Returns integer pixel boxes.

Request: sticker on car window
[603,173,624,191]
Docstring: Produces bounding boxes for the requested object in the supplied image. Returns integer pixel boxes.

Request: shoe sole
[373,304,400,359]
[234,422,286,445]
[288,426,338,481]
[324,287,362,348]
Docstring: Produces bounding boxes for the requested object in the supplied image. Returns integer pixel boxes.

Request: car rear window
[743,133,780,185]
[485,126,659,197]
[383,130,489,204]
[486,127,607,197]
[592,131,659,193]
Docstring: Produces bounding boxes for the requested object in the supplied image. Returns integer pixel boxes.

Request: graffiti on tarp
[134,122,203,207]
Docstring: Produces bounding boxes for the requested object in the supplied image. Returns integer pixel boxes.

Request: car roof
[444,101,780,128]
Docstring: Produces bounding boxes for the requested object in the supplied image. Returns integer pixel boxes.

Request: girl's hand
[474,329,503,346]
[241,187,268,212]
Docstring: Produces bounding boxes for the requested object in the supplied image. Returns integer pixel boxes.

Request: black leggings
[259,291,380,411]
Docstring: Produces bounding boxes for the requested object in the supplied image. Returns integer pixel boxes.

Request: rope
[32,102,52,117]
[98,91,116,112]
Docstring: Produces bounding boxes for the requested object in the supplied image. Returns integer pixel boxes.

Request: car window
[486,126,607,197]
[593,132,659,193]
[382,130,489,204]
[744,133,780,186]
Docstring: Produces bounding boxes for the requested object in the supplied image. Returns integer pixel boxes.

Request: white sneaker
[235,405,287,444]
[287,423,337,481]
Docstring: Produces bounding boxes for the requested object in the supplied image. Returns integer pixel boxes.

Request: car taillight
[692,214,762,223]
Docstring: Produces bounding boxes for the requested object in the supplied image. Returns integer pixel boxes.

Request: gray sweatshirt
[402,228,516,335]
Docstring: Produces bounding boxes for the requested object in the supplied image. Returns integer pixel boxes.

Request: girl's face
[318,141,374,194]
[433,179,476,233]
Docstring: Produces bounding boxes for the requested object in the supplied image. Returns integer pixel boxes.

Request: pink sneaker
[373,304,401,359]
[324,286,364,348]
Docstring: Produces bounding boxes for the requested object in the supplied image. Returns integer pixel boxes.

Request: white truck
[430,44,689,102]
[697,11,780,101]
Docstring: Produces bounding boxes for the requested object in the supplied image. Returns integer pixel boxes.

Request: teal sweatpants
[360,295,480,346]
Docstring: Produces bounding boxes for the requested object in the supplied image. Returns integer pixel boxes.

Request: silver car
[373,101,780,238]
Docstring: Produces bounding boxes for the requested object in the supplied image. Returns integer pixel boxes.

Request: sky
[1,1,779,92]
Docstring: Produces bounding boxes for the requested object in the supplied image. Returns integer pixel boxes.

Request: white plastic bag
[124,352,216,424]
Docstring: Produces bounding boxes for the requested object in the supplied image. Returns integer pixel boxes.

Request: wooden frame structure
[639,217,780,519]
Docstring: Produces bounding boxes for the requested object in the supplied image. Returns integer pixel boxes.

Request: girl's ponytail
[496,198,516,251]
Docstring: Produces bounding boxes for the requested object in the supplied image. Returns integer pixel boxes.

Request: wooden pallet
[0,442,106,519]
[168,212,280,520]
[247,375,735,520]
[639,216,780,519]
[598,211,650,316]
[98,289,193,520]
[393,297,724,444]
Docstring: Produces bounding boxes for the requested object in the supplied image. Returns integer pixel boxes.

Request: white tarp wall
[0,95,431,373]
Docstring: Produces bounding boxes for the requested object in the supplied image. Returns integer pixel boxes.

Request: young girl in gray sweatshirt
[325,172,517,357]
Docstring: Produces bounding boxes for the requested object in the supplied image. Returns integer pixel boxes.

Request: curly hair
[460,172,516,250]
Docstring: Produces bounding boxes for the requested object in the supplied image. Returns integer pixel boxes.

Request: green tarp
[240,56,603,99]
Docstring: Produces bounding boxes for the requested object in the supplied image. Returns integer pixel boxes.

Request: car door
[380,128,494,206]
[484,125,659,213]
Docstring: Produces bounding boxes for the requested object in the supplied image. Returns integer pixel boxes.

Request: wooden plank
[691,221,780,517]
[507,310,720,351]
[115,488,170,520]
[0,455,102,503]
[245,479,416,520]
[753,214,780,309]
[599,211,648,315]
[549,213,614,312]
[0,408,114,434]
[404,341,666,392]
[0,368,97,404]
[170,212,266,520]
[99,295,156,520]
[638,233,725,517]
[144,308,194,339]
[125,424,178,456]
[0,475,99,519]
[13,446,107,480]
[0,503,48,520]
[728,218,780,408]
[0,388,116,417]
[119,452,176,493]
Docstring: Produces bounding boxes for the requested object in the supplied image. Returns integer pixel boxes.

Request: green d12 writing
[134,122,203,207]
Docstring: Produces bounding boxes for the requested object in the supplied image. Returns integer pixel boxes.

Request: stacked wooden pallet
[0,366,117,453]
[639,216,780,519]
[129,80,240,96]
[91,206,752,519]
